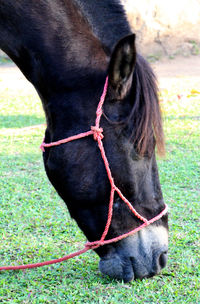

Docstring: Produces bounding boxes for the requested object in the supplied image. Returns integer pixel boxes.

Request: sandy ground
[0,63,37,96]
[0,56,200,95]
[152,56,200,93]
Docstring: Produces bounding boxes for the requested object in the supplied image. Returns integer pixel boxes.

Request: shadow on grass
[165,115,200,121]
[0,114,45,128]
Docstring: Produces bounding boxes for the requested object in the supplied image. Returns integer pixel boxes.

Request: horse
[0,0,168,282]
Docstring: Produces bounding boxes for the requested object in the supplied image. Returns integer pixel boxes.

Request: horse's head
[44,34,168,282]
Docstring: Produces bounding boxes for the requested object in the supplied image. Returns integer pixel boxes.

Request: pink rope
[0,248,89,270]
[0,76,168,271]
[40,130,94,152]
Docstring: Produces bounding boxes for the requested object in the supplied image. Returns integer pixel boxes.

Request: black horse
[0,0,168,282]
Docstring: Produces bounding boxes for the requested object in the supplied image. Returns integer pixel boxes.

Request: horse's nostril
[148,271,156,278]
[158,251,168,269]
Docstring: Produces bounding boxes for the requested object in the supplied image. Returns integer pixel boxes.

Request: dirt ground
[0,56,200,95]
[152,56,200,96]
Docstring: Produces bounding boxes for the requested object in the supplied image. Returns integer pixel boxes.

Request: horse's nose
[158,250,168,269]
[153,248,168,274]
[131,248,168,279]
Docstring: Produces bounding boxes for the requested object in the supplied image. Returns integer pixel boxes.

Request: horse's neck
[74,0,131,52]
[0,0,131,102]
[0,1,107,93]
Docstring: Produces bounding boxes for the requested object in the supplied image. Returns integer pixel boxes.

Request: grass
[0,67,200,303]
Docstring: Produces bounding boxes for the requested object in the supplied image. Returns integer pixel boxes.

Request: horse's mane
[128,55,165,157]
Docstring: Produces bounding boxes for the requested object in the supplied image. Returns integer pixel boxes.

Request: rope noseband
[0,76,168,271]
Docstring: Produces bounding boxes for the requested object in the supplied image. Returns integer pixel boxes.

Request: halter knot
[91,126,104,141]
[85,241,102,250]
[40,143,45,152]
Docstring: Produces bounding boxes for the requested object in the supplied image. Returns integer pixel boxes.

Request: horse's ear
[108,34,136,99]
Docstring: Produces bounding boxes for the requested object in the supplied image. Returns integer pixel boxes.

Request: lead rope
[0,77,168,271]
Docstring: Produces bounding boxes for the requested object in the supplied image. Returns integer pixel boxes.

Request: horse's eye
[109,98,122,102]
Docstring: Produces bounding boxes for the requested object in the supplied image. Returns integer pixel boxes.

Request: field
[0,60,200,303]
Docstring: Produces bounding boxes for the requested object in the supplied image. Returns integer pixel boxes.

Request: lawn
[0,65,199,303]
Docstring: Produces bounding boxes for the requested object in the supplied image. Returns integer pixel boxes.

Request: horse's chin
[98,225,168,282]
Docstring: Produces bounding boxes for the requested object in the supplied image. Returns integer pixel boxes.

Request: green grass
[0,56,12,65]
[0,70,200,303]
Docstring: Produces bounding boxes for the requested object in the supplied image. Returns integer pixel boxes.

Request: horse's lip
[99,254,135,282]
[122,258,135,282]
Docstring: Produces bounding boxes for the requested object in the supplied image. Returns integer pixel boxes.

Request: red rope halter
[0,76,168,271]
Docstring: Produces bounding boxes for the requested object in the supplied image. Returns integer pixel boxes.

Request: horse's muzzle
[98,225,168,282]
